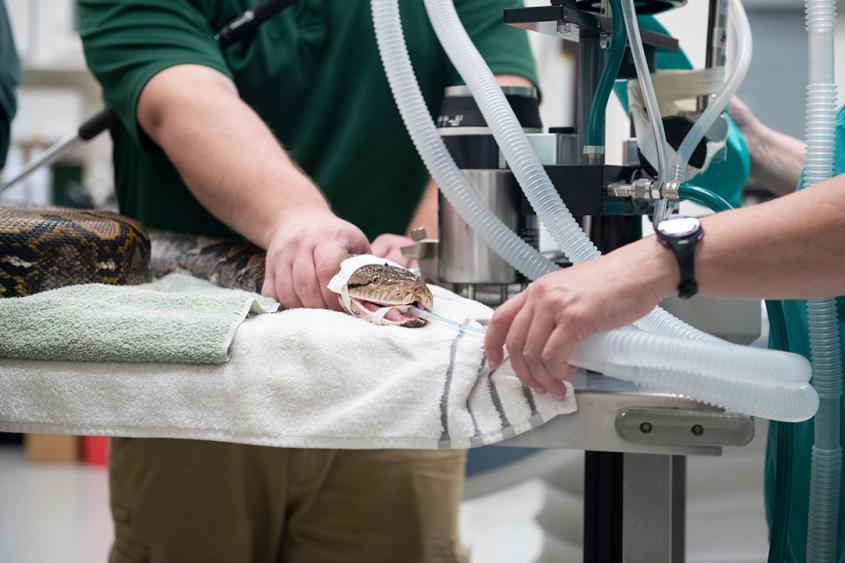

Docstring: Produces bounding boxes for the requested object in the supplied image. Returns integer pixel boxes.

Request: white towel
[0,286,576,449]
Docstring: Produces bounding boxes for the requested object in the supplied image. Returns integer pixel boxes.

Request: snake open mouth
[328,255,435,328]
[350,297,428,328]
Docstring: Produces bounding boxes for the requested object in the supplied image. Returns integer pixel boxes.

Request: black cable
[215,0,297,48]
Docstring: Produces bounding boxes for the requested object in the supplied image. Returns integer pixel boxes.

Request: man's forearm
[137,65,328,248]
[729,98,805,197]
[635,174,845,301]
[746,125,806,197]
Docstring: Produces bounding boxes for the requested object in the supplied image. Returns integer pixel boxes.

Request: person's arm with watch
[485,172,845,399]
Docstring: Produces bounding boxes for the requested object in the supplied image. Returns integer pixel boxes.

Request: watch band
[669,238,699,299]
[656,217,704,300]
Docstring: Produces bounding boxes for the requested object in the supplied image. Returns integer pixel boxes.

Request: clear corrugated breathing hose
[672,0,752,185]
[369,0,556,283]
[676,184,800,563]
[618,0,671,223]
[803,0,842,559]
[371,0,819,422]
[419,0,709,342]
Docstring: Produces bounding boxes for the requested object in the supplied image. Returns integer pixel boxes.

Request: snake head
[331,258,433,328]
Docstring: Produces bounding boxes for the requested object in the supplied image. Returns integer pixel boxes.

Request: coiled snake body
[0,207,432,327]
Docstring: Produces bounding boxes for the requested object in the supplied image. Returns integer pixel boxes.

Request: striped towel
[0,284,576,449]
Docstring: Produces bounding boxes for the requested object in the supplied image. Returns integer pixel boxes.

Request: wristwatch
[655,215,705,299]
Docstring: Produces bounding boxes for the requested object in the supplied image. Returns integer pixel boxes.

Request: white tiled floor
[0,433,769,563]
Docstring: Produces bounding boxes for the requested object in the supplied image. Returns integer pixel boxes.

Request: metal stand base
[584,451,623,562]
[583,452,685,562]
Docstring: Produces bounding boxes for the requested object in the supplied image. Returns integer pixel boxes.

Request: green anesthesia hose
[678,183,792,563]
[677,183,732,212]
[767,299,793,563]
[585,0,627,148]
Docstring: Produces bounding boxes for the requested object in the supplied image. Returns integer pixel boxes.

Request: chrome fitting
[606,182,633,198]
[607,179,672,203]
[632,178,659,201]
[660,180,680,200]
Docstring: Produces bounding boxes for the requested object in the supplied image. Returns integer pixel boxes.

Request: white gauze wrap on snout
[327,254,407,312]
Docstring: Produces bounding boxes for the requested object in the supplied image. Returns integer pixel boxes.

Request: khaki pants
[108,438,468,563]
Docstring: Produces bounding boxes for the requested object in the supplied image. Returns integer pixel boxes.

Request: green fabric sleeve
[78,0,234,148]
[448,0,538,89]
[0,0,20,168]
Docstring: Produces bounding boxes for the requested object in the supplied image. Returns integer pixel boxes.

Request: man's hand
[371,234,415,268]
[727,97,805,197]
[136,65,371,311]
[485,240,676,399]
[726,97,759,134]
[262,209,370,310]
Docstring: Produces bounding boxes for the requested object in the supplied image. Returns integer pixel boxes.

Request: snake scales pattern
[0,208,432,330]
[0,207,267,298]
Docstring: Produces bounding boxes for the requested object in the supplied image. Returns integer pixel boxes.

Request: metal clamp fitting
[660,180,680,200]
[632,178,659,201]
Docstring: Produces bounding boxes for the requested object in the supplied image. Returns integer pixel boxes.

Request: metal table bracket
[616,407,755,448]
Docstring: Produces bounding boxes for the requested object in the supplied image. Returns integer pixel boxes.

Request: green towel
[0,273,279,364]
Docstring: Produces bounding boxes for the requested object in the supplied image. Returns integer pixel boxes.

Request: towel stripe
[466,353,488,446]
[487,377,511,431]
[521,384,538,416]
[520,385,545,428]
[438,327,467,445]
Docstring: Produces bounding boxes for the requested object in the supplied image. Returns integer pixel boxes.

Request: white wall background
[3,0,113,207]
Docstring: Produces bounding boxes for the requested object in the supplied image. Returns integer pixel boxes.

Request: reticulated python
[0,207,432,327]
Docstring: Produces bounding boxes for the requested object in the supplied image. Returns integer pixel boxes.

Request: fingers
[273,252,300,309]
[292,248,326,309]
[487,282,574,400]
[314,243,349,312]
[485,291,527,369]
[540,324,579,383]
[263,213,372,311]
[261,261,277,300]
[370,234,414,268]
[504,304,544,392]
[523,309,568,399]
[370,236,391,259]
[386,248,414,268]
[347,230,371,256]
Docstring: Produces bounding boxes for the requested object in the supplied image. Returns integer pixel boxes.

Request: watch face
[657,216,701,238]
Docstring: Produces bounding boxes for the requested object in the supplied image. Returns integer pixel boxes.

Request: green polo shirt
[78,0,537,239]
[0,0,20,169]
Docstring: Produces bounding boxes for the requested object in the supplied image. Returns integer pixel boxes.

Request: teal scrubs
[764,105,845,563]
[0,0,20,168]
[613,16,750,207]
